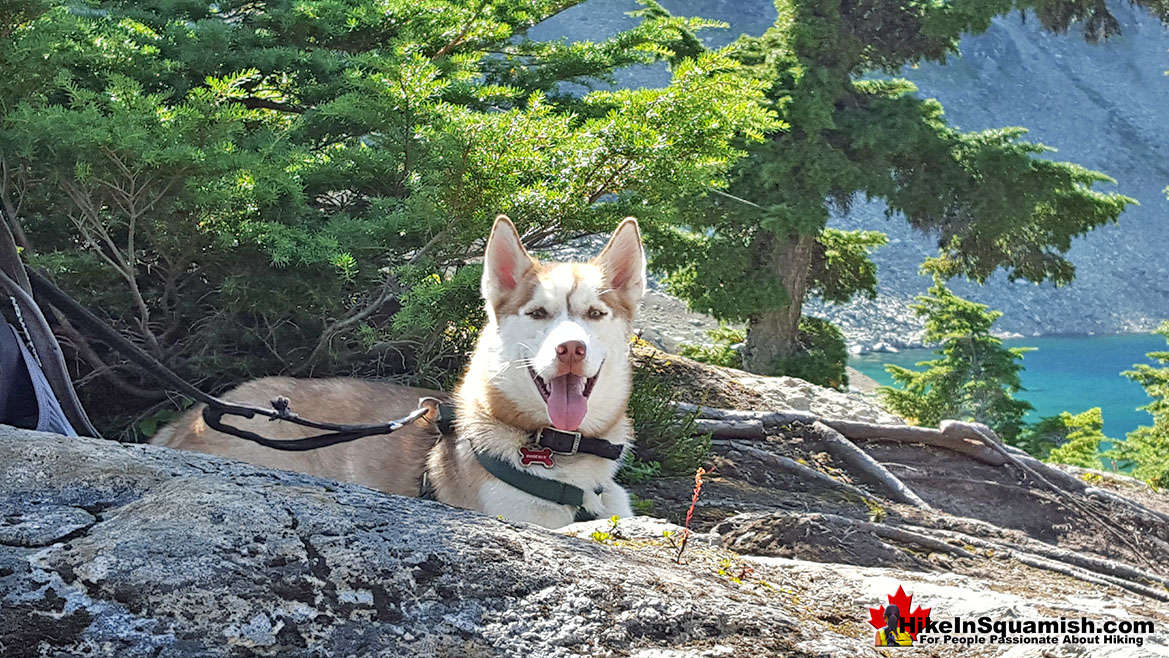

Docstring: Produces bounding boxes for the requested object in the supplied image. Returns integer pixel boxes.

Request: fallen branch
[678,402,1006,466]
[730,510,1169,602]
[816,512,976,559]
[809,422,932,510]
[690,403,1164,544]
[692,418,764,439]
[902,514,1169,596]
[957,421,1157,568]
[718,440,874,503]
[1012,553,1169,602]
[999,447,1169,526]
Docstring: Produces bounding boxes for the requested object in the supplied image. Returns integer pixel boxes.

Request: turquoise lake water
[850,333,1167,439]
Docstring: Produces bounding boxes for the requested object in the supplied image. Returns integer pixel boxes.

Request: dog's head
[475,215,645,433]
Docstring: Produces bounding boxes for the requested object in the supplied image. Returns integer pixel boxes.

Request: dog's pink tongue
[547,374,587,431]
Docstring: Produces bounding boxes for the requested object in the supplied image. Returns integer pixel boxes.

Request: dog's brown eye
[526,307,548,320]
[587,308,607,320]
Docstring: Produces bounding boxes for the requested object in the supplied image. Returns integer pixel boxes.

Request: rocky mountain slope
[540,0,1169,350]
[5,353,1169,656]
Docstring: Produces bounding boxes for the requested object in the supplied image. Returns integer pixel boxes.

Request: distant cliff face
[540,1,1169,349]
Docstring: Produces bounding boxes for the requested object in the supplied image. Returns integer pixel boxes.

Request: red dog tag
[519,446,554,469]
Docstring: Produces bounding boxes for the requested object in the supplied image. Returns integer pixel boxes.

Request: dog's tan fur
[155,215,644,528]
[152,377,445,495]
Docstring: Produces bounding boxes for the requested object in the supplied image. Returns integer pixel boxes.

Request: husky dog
[154,215,645,528]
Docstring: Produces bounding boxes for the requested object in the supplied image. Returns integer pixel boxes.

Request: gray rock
[0,427,867,658]
[0,503,95,547]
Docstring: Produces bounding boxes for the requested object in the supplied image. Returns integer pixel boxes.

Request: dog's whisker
[487,367,514,384]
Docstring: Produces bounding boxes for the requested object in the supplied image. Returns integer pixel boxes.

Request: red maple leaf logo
[868,585,931,640]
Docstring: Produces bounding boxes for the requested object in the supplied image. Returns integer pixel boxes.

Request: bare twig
[49,305,166,401]
[0,157,31,250]
[695,402,1165,571]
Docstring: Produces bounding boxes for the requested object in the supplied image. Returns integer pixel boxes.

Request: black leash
[27,267,437,450]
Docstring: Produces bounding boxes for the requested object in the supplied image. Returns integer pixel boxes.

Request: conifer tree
[0,0,775,433]
[652,0,1135,374]
[1108,323,1169,486]
[1020,408,1110,467]
[880,279,1033,442]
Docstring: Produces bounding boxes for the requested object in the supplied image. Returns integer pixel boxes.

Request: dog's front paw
[597,483,633,518]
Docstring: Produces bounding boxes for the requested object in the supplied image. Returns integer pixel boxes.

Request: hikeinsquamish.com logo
[868,584,1155,648]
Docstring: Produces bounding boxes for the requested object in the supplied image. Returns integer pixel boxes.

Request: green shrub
[1016,408,1109,466]
[0,0,774,436]
[678,324,745,369]
[769,316,848,390]
[880,279,1032,442]
[625,368,711,477]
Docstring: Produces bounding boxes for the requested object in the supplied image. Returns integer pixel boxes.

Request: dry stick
[693,418,765,439]
[809,422,933,510]
[678,403,1006,466]
[727,440,1169,599]
[820,510,1169,601]
[946,421,1169,528]
[48,305,166,401]
[719,439,875,503]
[1004,539,1169,591]
[751,507,1169,601]
[1002,444,1169,527]
[702,403,1169,588]
[924,520,1169,600]
[928,530,1169,602]
[810,512,976,559]
[837,420,1006,466]
[899,474,1063,503]
[1083,486,1169,527]
[1002,444,1169,526]
[694,403,1164,558]
[1012,553,1169,603]
[904,519,1169,590]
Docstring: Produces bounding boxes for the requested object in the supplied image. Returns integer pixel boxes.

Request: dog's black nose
[556,341,586,365]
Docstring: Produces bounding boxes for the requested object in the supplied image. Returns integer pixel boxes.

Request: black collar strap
[437,403,457,435]
[436,403,624,462]
[533,427,624,461]
[473,451,597,522]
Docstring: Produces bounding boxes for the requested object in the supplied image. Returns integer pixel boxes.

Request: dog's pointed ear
[482,214,534,299]
[594,217,646,302]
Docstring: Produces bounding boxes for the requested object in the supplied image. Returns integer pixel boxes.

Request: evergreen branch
[431,1,487,61]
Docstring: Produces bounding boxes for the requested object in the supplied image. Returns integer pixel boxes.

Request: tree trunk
[742,231,816,373]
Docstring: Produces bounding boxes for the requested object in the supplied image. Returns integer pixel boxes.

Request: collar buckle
[535,427,582,455]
